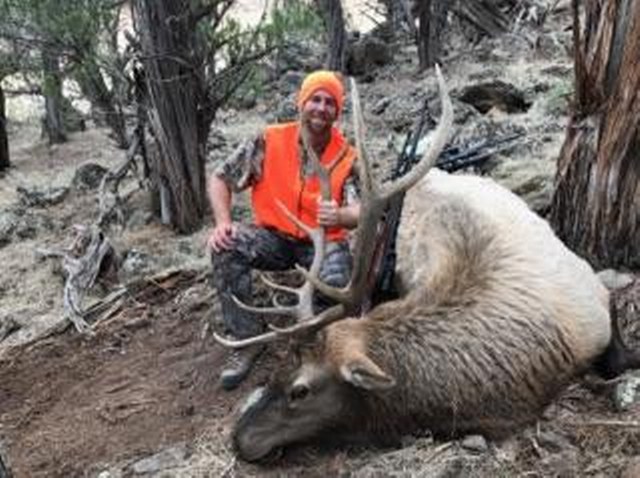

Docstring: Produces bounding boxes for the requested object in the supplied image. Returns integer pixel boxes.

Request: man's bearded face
[300,89,338,134]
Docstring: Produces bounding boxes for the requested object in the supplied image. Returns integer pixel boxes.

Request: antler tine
[213,330,282,349]
[350,78,376,197]
[213,304,347,349]
[275,199,326,318]
[257,271,299,295]
[230,293,300,316]
[381,64,453,200]
[300,127,332,199]
[267,304,346,335]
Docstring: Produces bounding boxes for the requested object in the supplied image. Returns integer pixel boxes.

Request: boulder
[72,162,109,191]
[347,34,394,77]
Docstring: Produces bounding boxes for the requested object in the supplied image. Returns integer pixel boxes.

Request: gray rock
[96,470,122,478]
[613,372,640,411]
[207,128,227,151]
[126,210,155,230]
[14,220,37,240]
[0,211,18,246]
[129,445,188,474]
[540,449,579,477]
[0,315,21,341]
[272,40,323,77]
[534,430,574,454]
[270,96,298,124]
[72,162,109,191]
[460,434,488,453]
[372,97,392,115]
[235,90,258,110]
[17,185,69,207]
[280,70,305,93]
[459,81,531,114]
[121,249,154,277]
[177,239,194,255]
[0,207,55,246]
[347,35,394,76]
[598,269,635,290]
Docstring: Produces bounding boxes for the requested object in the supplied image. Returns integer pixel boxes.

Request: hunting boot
[219,345,265,391]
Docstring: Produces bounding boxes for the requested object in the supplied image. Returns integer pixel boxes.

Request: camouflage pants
[211,224,352,339]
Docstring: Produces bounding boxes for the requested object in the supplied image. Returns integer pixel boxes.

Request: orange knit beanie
[297,70,344,115]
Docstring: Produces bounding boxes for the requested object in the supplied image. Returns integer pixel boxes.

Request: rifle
[434,131,523,172]
[359,101,430,312]
[362,105,523,310]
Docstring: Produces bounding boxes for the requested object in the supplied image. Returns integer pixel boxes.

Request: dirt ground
[1,269,640,477]
[2,1,640,477]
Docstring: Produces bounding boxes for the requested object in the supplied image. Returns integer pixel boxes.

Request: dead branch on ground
[37,225,118,334]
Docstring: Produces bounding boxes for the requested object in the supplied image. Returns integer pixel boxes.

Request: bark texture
[42,49,67,144]
[76,61,128,149]
[550,0,640,269]
[415,0,448,70]
[453,0,511,37]
[134,0,207,233]
[315,0,347,71]
[0,83,9,171]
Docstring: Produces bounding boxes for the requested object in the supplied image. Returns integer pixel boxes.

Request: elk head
[231,332,398,462]
[216,66,454,462]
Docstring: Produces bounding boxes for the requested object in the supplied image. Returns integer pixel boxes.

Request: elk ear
[339,355,396,391]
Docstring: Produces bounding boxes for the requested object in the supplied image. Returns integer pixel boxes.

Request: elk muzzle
[232,386,286,462]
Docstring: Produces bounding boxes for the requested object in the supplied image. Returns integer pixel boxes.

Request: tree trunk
[0,82,9,171]
[452,0,510,37]
[133,0,207,233]
[0,449,10,478]
[385,0,405,35]
[41,48,67,144]
[415,0,448,70]
[315,0,347,72]
[549,0,640,269]
[75,61,128,149]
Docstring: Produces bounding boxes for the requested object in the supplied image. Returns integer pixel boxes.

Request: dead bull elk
[214,67,640,462]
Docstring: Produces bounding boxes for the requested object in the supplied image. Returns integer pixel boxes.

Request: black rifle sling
[361,100,431,313]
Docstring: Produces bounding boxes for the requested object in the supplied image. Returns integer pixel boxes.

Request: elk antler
[229,200,326,321]
[213,123,342,348]
[214,65,453,348]
[295,65,453,316]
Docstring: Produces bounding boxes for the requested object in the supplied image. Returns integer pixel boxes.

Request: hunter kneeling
[207,71,360,390]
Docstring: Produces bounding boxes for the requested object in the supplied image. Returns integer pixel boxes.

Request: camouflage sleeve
[213,134,265,192]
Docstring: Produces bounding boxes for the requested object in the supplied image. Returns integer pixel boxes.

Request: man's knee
[211,245,263,306]
[319,242,352,288]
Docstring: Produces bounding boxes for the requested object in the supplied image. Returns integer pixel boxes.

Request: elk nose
[232,428,283,463]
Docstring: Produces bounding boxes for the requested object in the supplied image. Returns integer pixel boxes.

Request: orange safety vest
[252,122,356,241]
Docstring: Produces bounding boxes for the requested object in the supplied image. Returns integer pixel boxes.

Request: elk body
[217,68,618,462]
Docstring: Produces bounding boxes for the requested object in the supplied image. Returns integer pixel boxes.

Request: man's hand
[317,198,341,227]
[207,222,238,252]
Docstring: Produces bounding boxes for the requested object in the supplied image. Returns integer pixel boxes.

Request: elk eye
[289,384,310,402]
